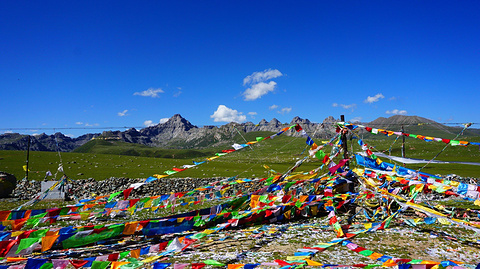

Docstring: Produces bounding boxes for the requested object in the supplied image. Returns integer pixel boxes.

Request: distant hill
[0,132,99,152]
[366,115,480,138]
[1,114,478,153]
[73,139,215,158]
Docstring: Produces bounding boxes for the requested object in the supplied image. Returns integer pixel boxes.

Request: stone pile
[443,174,479,185]
[10,173,479,202]
[10,176,265,201]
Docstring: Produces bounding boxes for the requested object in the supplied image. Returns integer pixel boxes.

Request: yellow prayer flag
[111,261,129,269]
[437,218,451,225]
[142,256,161,263]
[287,256,309,261]
[250,195,260,209]
[11,231,25,237]
[305,259,323,266]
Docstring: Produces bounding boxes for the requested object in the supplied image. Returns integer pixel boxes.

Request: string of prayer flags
[340,122,478,147]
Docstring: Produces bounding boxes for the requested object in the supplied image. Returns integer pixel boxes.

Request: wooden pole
[401,125,406,166]
[341,115,349,168]
[25,135,30,181]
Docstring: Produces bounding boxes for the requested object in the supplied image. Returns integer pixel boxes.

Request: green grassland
[1,130,480,181]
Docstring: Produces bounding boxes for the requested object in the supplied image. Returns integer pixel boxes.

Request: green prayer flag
[120,258,143,269]
[284,182,295,191]
[108,191,123,202]
[92,261,111,269]
[59,207,70,216]
[364,265,382,269]
[26,217,42,228]
[140,197,150,203]
[191,232,207,239]
[29,229,48,238]
[194,219,206,227]
[16,237,40,254]
[204,260,226,266]
[315,150,326,160]
[358,250,374,257]
[120,250,130,260]
[39,263,53,269]
[259,195,269,203]
[31,212,48,218]
[450,140,460,146]
[256,137,264,142]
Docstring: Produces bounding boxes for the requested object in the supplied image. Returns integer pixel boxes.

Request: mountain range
[1,114,478,152]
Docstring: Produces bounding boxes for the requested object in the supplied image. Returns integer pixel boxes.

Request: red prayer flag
[191,263,206,269]
[69,260,89,269]
[0,240,17,257]
[123,187,134,200]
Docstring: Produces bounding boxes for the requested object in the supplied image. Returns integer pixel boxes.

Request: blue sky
[1,1,479,137]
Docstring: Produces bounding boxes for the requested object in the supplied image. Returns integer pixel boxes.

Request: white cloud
[144,120,155,127]
[173,90,182,97]
[133,88,164,98]
[159,118,169,124]
[341,104,356,110]
[243,69,283,85]
[364,93,385,104]
[85,123,99,127]
[243,81,276,101]
[210,105,246,123]
[386,109,407,115]
[333,103,357,111]
[389,96,397,101]
[278,107,292,114]
[269,104,278,110]
[75,122,83,125]
[118,109,128,117]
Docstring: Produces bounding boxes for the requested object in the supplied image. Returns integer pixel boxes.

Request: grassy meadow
[1,131,480,182]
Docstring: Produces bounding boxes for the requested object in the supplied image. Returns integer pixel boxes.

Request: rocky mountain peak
[290,116,311,124]
[323,116,337,124]
[164,114,197,130]
[269,118,280,125]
